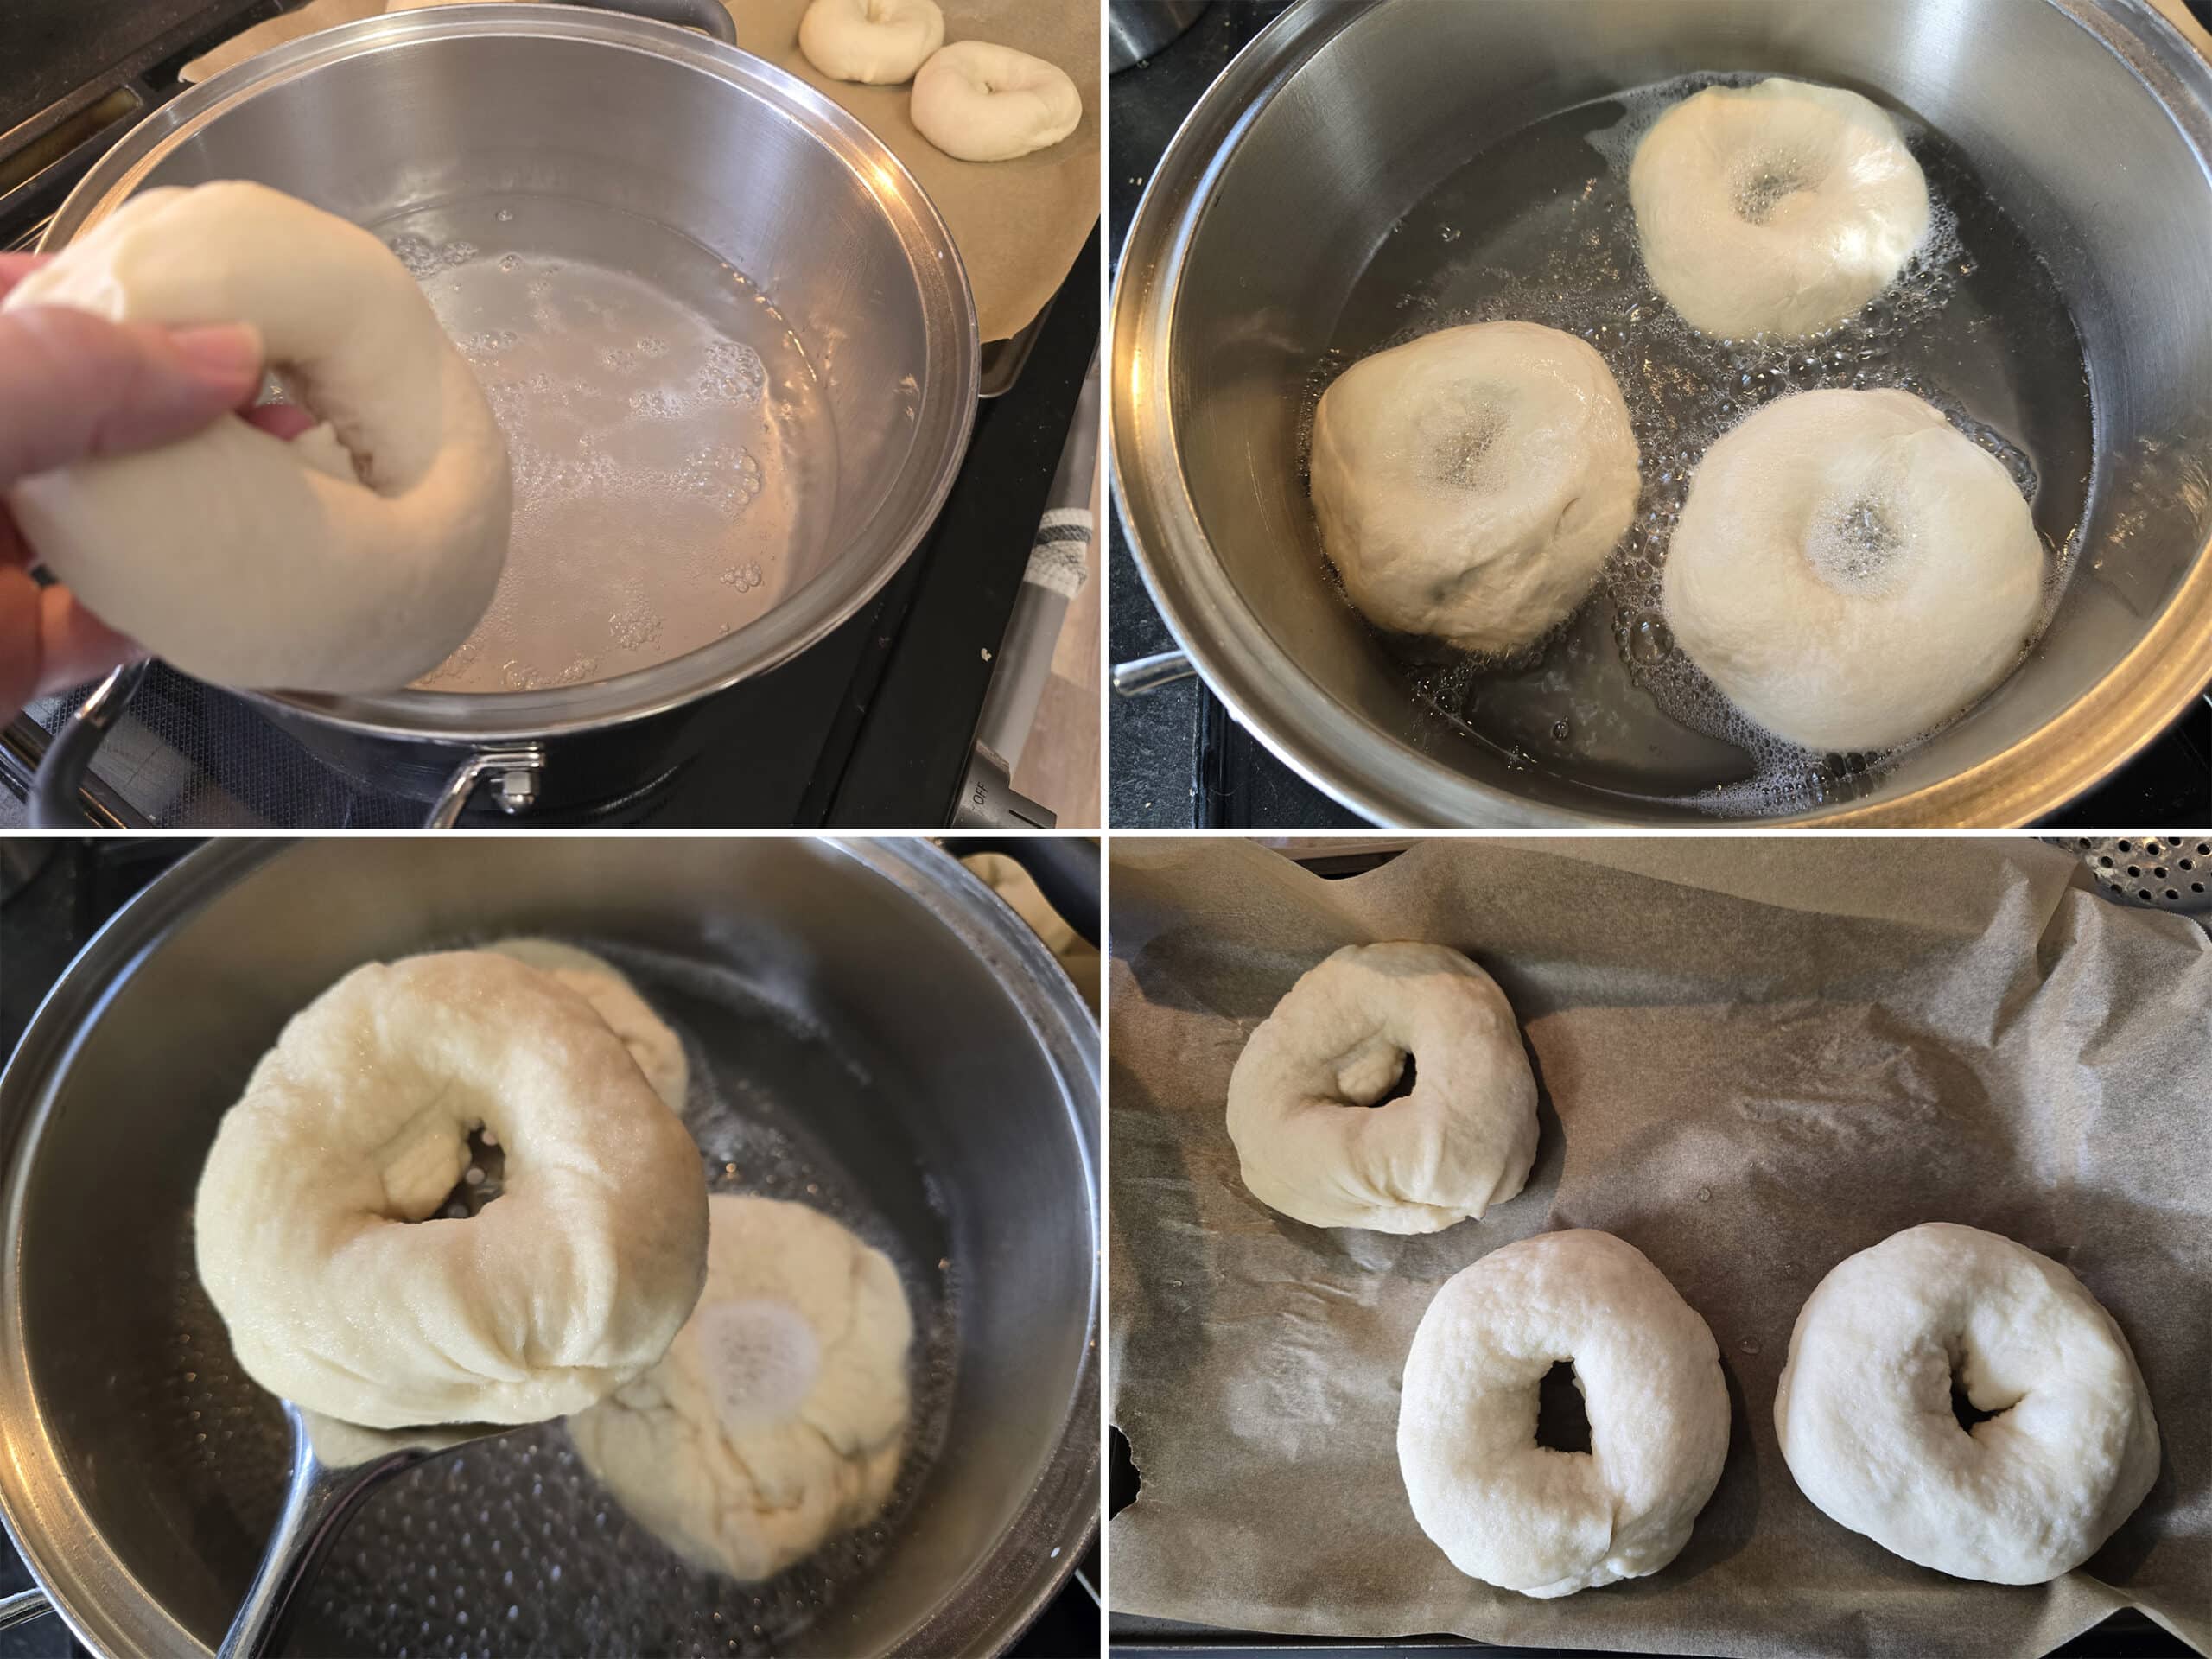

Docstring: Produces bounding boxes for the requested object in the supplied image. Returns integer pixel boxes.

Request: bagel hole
[1370,1053,1418,1108]
[1427,404,1508,492]
[1807,494,1907,594]
[1734,159,1812,225]
[436,1124,505,1219]
[1535,1360,1592,1455]
[1948,1351,2016,1435]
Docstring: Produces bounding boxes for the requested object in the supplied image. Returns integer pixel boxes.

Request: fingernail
[169,322,264,387]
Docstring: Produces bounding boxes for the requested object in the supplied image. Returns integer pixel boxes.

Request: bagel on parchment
[910,41,1083,162]
[798,0,944,85]
[1399,1229,1731,1598]
[1775,1222,2159,1584]
[1225,941,1538,1234]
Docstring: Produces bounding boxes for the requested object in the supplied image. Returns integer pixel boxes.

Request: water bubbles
[720,561,766,593]
[609,603,665,651]
[498,252,521,274]
[496,207,515,224]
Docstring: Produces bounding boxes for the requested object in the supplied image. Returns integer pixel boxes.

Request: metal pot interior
[45,6,978,744]
[0,838,1096,1658]
[1123,0,2212,823]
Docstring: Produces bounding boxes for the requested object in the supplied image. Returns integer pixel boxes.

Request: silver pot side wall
[44,5,979,772]
[0,838,1096,1659]
[1113,0,2212,825]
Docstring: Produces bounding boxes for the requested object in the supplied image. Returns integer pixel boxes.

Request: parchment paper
[1109,837,2212,1659]
[184,0,1099,341]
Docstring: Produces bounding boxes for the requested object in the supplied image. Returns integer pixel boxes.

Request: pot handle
[0,1588,55,1631]
[423,745,548,828]
[539,0,738,45]
[28,659,149,828]
[1111,649,1194,696]
[957,836,1099,945]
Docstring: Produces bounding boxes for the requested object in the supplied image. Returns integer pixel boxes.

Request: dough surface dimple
[1399,1230,1730,1598]
[568,1194,914,1581]
[2,181,511,693]
[1310,321,1640,654]
[485,937,688,1115]
[1661,387,2044,752]
[192,950,709,1428]
[1629,78,1932,339]
[1225,941,1539,1234]
[798,0,944,85]
[910,41,1083,162]
[1774,1222,2160,1585]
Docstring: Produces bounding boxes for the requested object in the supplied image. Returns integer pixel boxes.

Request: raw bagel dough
[1630,78,1932,338]
[568,1195,913,1580]
[798,0,944,84]
[1225,942,1538,1234]
[1399,1230,1729,1598]
[910,41,1083,162]
[486,938,688,1115]
[1,181,510,692]
[1775,1222,2159,1584]
[1310,321,1639,654]
[194,950,708,1428]
[1662,387,2043,752]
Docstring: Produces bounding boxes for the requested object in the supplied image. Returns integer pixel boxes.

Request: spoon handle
[219,1408,423,1659]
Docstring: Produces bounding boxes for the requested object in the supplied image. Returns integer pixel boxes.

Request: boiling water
[370,195,840,695]
[1304,75,2094,814]
[157,941,957,1657]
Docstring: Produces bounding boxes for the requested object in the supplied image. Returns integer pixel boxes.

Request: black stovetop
[0,837,1102,1657]
[1106,1,2212,831]
[0,1,1098,829]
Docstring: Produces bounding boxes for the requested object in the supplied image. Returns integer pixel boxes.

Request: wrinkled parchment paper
[184,0,1097,341]
[1109,838,2212,1659]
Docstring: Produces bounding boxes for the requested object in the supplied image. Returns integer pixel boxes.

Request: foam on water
[158,936,959,1657]
[378,195,841,696]
[1303,72,2092,815]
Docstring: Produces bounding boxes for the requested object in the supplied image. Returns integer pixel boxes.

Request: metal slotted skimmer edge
[2047,836,2212,913]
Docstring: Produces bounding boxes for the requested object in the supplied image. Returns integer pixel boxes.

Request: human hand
[0,252,314,721]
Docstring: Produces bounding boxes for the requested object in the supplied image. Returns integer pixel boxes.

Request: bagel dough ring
[1310,321,1640,654]
[910,41,1083,162]
[486,937,688,1115]
[1661,387,2043,752]
[194,950,709,1428]
[2,181,510,692]
[1775,1222,2160,1584]
[1399,1230,1729,1598]
[1629,78,1932,338]
[798,0,944,84]
[1225,942,1538,1234]
[568,1195,912,1580]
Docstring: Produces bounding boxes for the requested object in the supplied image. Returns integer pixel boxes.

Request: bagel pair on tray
[1225,942,2162,1601]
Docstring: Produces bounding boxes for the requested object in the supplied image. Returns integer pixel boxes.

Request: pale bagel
[2,181,510,693]
[1225,942,1538,1234]
[1662,387,2044,752]
[1630,78,1932,338]
[1399,1230,1730,1598]
[798,0,944,85]
[485,937,688,1115]
[1310,321,1640,654]
[1775,1222,2159,1584]
[194,950,708,1428]
[569,1195,912,1580]
[910,41,1083,162]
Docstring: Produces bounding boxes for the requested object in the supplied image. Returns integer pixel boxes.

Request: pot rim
[1109,0,2212,827]
[0,836,1099,1659]
[41,3,982,747]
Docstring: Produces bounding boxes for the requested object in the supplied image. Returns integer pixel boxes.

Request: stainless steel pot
[35,2,979,822]
[1110,0,2212,826]
[0,837,1097,1656]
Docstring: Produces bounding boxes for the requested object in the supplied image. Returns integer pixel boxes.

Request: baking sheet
[1107,837,2212,1659]
[184,0,1099,342]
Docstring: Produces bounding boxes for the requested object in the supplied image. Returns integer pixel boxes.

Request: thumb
[0,306,263,487]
